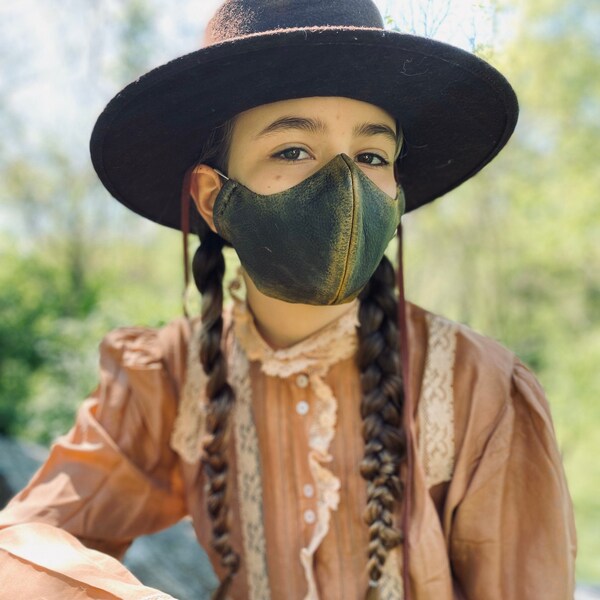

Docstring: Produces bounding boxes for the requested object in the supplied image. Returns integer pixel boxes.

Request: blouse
[0,291,577,599]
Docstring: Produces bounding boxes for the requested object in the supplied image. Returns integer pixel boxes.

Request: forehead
[233,96,397,135]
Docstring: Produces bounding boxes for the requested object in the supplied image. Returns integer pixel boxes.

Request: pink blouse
[0,296,576,599]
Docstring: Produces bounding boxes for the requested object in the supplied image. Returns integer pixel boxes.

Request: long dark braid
[192,230,240,599]
[356,254,407,599]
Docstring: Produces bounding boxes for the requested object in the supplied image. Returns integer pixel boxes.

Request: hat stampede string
[397,222,414,600]
[181,167,194,319]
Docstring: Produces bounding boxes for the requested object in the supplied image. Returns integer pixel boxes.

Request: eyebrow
[353,122,398,146]
[255,115,400,148]
[255,116,327,138]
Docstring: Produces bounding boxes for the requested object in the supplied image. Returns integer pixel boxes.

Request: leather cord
[397,222,413,600]
[180,167,194,319]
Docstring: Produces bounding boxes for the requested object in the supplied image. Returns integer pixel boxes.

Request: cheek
[235,164,318,195]
[358,167,398,199]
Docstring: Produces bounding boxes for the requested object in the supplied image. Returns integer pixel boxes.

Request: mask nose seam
[331,159,359,304]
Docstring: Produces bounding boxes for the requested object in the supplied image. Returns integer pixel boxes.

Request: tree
[402,0,600,581]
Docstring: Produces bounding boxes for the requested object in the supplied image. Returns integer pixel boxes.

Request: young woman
[0,1,576,599]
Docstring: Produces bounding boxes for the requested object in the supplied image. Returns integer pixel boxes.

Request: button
[296,373,309,388]
[296,401,309,416]
[303,484,314,498]
[303,509,316,524]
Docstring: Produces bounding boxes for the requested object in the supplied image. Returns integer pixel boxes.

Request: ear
[190,164,224,233]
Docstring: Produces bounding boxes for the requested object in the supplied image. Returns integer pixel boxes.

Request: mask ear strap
[214,168,230,181]
[180,167,194,319]
[396,220,413,600]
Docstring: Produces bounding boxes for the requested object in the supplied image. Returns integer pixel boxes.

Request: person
[0,1,577,599]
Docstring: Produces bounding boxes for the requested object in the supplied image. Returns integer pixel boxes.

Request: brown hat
[90,0,518,231]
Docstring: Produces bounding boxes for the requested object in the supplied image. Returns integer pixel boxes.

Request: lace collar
[228,272,359,379]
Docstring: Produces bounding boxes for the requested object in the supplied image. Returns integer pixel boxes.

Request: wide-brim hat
[90,0,518,233]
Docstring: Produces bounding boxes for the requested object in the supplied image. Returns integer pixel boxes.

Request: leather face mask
[213,154,404,305]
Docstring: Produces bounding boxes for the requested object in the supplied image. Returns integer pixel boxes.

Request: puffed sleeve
[0,323,188,599]
[449,358,577,599]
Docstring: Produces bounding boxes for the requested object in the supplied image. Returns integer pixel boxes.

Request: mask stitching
[213,182,237,238]
[331,160,359,304]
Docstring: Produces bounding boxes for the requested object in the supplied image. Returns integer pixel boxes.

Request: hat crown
[205,0,384,45]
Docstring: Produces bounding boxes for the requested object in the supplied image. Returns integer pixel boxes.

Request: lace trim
[230,337,271,600]
[230,275,359,379]
[170,321,206,463]
[418,313,458,488]
[379,547,404,600]
[300,372,342,600]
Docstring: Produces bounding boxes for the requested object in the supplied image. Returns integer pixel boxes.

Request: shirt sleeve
[449,358,577,599]
[0,324,188,599]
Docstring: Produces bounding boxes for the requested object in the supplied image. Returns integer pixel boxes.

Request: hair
[196,119,237,175]
[191,113,407,600]
[190,118,240,600]
[356,255,406,598]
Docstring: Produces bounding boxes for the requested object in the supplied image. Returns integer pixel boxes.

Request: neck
[242,271,355,349]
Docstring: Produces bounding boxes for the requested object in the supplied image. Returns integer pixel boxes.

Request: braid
[356,255,407,599]
[192,231,240,600]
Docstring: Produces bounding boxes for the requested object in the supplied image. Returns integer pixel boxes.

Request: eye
[356,152,390,166]
[272,147,311,161]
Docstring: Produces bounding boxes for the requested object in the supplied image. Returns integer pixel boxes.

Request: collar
[228,271,359,378]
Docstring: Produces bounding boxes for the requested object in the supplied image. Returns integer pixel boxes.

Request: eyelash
[356,153,390,167]
[272,147,311,161]
[271,147,390,167]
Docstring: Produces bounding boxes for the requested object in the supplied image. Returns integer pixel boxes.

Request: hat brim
[90,27,518,231]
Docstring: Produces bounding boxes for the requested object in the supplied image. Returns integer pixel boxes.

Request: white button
[296,401,309,415]
[303,484,314,498]
[296,374,309,388]
[303,509,316,524]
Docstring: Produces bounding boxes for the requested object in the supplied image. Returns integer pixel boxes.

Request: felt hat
[90,0,518,232]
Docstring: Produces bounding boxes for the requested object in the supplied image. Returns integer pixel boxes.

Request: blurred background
[0,0,598,591]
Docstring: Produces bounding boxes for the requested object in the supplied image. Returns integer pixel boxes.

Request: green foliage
[115,0,159,82]
[0,246,99,436]
[403,0,600,582]
[0,226,185,443]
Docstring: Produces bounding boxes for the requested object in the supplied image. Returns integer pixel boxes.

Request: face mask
[213,153,404,305]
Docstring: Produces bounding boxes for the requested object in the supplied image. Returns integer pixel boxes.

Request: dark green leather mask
[213,154,404,305]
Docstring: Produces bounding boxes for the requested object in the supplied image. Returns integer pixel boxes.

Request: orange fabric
[0,303,576,599]
[0,523,170,599]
